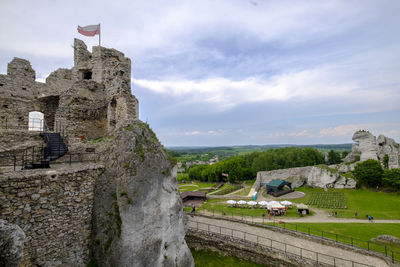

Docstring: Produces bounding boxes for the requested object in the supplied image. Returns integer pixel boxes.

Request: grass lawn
[268,222,400,261]
[198,199,310,218]
[230,186,251,196]
[191,248,269,267]
[178,182,217,192]
[291,187,400,220]
[208,183,241,195]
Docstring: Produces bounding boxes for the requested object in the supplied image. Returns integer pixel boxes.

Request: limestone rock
[256,165,356,189]
[346,130,400,169]
[92,121,194,267]
[376,235,400,245]
[0,220,25,267]
[307,167,338,188]
[352,130,378,161]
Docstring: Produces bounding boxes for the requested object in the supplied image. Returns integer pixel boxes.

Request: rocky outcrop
[352,130,378,161]
[344,130,400,169]
[91,121,193,266]
[0,220,25,267]
[256,165,356,190]
[374,235,400,245]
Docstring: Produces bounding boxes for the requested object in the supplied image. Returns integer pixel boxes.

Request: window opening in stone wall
[83,70,92,80]
[3,104,8,108]
[28,111,44,131]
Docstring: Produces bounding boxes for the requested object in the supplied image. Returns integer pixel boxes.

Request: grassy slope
[191,248,269,267]
[273,222,400,260]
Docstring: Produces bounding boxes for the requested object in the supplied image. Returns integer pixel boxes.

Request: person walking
[355,211,358,218]
[268,212,271,220]
[190,205,196,217]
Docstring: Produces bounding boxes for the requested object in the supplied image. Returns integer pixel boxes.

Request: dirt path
[188,215,391,267]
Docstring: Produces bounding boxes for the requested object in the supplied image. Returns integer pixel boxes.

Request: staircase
[42,132,68,161]
[24,132,68,169]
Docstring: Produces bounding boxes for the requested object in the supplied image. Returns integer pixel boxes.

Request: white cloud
[133,65,357,109]
[288,130,310,137]
[184,131,200,136]
[319,124,372,137]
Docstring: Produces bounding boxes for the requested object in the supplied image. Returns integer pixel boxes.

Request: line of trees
[188,147,325,182]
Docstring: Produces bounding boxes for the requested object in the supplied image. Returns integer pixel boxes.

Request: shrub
[382,168,400,189]
[353,159,383,187]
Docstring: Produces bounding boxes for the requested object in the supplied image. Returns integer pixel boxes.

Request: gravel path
[188,215,391,267]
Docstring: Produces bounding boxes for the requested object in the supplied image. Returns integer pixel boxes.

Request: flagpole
[99,23,101,46]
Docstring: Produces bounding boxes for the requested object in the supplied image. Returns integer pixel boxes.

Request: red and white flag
[77,24,100,37]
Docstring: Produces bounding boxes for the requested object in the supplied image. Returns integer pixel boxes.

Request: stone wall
[186,230,316,267]
[0,130,45,167]
[0,164,103,266]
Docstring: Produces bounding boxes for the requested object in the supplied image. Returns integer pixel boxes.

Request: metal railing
[189,219,374,267]
[185,208,398,263]
[0,146,99,171]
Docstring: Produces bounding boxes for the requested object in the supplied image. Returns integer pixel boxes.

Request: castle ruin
[0,40,193,267]
[0,39,138,140]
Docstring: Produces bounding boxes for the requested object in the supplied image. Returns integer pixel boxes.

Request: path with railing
[188,208,399,263]
[188,215,391,267]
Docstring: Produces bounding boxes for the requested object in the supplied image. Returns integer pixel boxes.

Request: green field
[191,248,269,267]
[230,186,251,196]
[179,182,217,193]
[291,187,400,220]
[267,222,400,261]
[198,199,308,218]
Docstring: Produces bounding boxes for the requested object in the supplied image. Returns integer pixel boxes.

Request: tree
[383,154,389,169]
[341,151,349,158]
[353,159,383,187]
[327,150,341,165]
[382,168,400,189]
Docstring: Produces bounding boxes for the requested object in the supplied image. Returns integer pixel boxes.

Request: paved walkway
[188,215,392,267]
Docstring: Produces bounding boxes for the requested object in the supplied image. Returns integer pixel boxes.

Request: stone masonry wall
[0,164,103,266]
[186,230,317,267]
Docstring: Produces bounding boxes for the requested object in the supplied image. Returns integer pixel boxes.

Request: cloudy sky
[1,0,399,146]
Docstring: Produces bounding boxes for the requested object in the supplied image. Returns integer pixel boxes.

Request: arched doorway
[28,111,44,131]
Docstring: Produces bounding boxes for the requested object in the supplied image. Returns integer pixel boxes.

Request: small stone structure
[344,130,400,169]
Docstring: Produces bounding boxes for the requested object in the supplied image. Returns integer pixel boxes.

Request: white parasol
[237,200,247,205]
[226,200,237,205]
[247,201,257,206]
